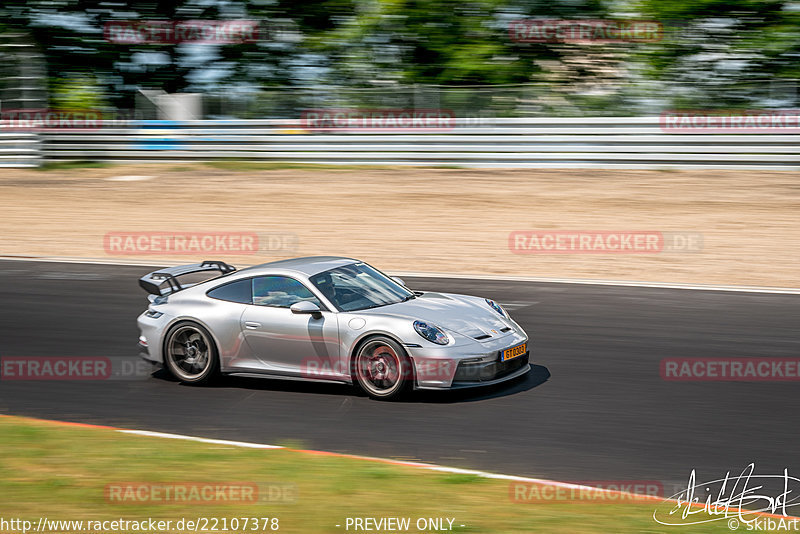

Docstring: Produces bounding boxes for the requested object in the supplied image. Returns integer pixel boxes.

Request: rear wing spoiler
[138,260,237,296]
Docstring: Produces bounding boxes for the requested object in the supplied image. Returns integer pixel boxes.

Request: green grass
[203,160,356,171]
[36,161,111,171]
[202,160,427,172]
[0,416,735,533]
[30,160,463,173]
[166,165,197,172]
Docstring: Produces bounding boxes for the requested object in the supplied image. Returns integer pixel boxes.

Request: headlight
[485,299,507,317]
[413,320,449,345]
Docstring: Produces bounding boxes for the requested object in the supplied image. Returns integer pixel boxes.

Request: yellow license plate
[502,343,527,361]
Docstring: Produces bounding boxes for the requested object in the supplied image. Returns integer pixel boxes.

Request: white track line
[0,255,167,267]
[5,413,799,521]
[118,429,282,449]
[392,270,800,295]
[1,254,799,294]
[116,429,657,496]
[117,427,799,521]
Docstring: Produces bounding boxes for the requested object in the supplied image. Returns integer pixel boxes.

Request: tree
[633,0,800,108]
[319,0,611,86]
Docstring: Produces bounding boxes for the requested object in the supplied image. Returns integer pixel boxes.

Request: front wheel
[354,337,412,400]
[163,322,219,385]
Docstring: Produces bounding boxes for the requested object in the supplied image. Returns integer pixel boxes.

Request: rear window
[207,279,252,304]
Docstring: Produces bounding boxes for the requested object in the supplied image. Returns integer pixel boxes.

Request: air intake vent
[474,334,492,340]
[500,327,512,333]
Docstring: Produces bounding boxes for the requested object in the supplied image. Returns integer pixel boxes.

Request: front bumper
[408,331,530,390]
[448,359,530,389]
[452,352,530,386]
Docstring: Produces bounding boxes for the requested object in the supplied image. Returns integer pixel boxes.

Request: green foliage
[0,0,797,113]
[634,0,800,107]
[50,76,108,111]
[322,0,610,86]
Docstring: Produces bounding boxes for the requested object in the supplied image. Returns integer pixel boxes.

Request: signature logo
[653,464,800,529]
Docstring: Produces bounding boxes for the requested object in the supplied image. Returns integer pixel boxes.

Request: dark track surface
[0,259,798,494]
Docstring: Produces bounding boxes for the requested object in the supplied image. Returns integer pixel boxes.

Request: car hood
[360,292,511,339]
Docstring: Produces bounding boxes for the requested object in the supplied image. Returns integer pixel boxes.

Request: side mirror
[290,300,323,319]
[392,276,407,288]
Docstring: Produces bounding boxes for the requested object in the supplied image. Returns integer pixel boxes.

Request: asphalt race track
[0,259,798,495]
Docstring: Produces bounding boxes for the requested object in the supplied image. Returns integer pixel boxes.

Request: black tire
[353,336,412,400]
[162,322,219,385]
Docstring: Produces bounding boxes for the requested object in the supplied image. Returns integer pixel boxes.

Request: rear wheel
[163,322,219,384]
[354,336,411,400]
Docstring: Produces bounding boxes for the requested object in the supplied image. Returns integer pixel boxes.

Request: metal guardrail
[18,117,800,169]
[0,132,41,167]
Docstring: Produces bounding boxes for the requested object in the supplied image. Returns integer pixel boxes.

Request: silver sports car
[137,257,530,399]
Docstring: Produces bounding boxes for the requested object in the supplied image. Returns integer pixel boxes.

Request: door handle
[244,322,261,329]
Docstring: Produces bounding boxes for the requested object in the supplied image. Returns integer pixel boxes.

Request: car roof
[239,256,359,277]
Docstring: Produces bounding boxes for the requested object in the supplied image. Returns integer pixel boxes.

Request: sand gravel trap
[0,164,798,288]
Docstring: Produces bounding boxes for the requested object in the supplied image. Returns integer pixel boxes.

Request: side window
[207,279,252,304]
[252,276,321,309]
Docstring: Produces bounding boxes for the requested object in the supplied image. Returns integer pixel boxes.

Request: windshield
[309,262,414,312]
